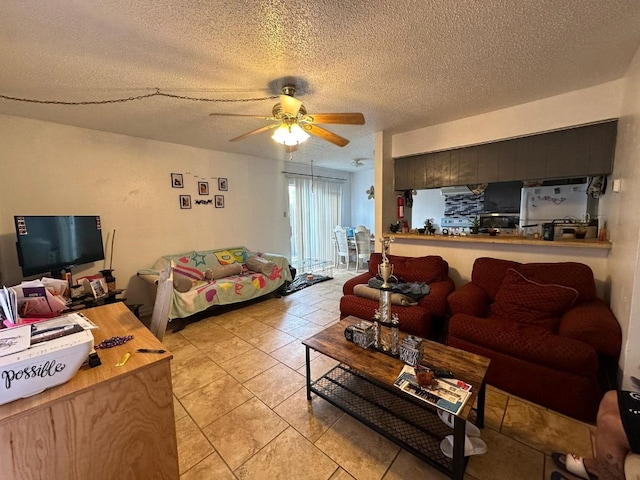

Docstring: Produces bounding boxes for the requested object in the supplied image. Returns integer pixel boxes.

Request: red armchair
[447,257,622,421]
[340,253,455,340]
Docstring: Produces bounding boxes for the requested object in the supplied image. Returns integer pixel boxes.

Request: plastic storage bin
[0,329,93,406]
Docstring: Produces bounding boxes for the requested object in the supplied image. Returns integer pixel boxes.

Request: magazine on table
[0,286,19,324]
[394,364,472,415]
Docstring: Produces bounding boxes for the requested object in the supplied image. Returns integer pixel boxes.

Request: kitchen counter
[385,232,612,250]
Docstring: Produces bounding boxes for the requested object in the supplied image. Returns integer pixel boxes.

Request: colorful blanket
[139,247,292,320]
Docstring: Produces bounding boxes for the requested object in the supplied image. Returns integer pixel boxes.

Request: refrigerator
[519,183,591,237]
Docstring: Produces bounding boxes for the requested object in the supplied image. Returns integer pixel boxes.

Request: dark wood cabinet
[394,157,413,191]
[477,143,499,184]
[429,151,451,188]
[515,134,547,180]
[456,146,478,185]
[393,120,617,191]
[545,127,585,178]
[583,121,617,175]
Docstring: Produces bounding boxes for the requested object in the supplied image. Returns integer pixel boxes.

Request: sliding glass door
[288,174,343,271]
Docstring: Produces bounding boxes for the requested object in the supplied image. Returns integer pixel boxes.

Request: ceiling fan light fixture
[271,122,310,146]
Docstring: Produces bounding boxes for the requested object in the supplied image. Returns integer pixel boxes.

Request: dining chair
[354,225,372,273]
[333,226,351,270]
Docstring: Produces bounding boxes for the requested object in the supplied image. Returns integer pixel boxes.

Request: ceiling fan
[209,84,365,148]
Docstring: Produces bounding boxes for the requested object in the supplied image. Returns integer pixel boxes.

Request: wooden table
[0,302,179,480]
[303,317,490,480]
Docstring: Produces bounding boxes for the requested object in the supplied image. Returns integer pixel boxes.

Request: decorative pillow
[173,275,193,293]
[208,263,242,279]
[204,253,222,269]
[491,269,579,330]
[353,284,418,306]
[213,248,245,265]
[245,255,275,276]
[172,264,204,293]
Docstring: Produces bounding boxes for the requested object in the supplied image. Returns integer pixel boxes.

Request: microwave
[478,213,519,231]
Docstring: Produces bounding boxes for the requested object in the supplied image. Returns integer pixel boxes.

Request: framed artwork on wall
[171,173,184,188]
[198,181,209,195]
[215,195,225,208]
[180,195,191,209]
[218,178,228,191]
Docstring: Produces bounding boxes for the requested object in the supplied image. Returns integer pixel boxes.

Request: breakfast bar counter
[385,232,612,250]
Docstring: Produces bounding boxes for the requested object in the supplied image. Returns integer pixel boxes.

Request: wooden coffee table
[303,316,490,480]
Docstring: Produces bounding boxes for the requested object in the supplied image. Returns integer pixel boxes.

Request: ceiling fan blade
[210,113,276,120]
[304,113,365,125]
[229,124,279,142]
[303,124,350,147]
[280,94,302,116]
[285,145,298,154]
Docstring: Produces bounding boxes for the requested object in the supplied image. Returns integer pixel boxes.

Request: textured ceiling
[1,0,639,172]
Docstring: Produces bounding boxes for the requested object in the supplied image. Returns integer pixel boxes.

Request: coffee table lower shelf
[310,364,475,478]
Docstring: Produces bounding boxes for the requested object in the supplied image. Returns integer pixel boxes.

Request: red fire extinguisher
[397,195,405,218]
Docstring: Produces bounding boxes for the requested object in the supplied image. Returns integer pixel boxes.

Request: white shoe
[437,409,481,437]
[440,434,487,459]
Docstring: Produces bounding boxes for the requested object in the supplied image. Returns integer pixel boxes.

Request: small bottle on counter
[598,223,607,241]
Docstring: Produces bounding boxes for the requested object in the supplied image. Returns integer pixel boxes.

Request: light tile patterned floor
[161,269,596,480]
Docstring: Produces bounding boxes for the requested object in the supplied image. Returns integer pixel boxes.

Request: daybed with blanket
[138,246,292,338]
[447,257,622,421]
[339,253,455,340]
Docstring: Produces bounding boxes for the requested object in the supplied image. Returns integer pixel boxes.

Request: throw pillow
[172,264,204,293]
[173,275,193,293]
[213,248,245,265]
[491,268,579,330]
[245,255,275,276]
[208,263,242,279]
[353,284,418,306]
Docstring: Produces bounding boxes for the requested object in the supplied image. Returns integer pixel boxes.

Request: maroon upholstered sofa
[340,253,455,340]
[447,257,622,421]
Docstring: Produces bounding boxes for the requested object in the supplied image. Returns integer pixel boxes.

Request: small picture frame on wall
[171,173,184,188]
[215,195,225,208]
[180,195,192,209]
[218,177,228,191]
[198,181,209,195]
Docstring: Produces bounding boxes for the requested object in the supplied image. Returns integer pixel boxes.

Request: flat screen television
[14,215,105,277]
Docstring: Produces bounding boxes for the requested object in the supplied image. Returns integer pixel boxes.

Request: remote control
[418,364,454,378]
[432,369,454,378]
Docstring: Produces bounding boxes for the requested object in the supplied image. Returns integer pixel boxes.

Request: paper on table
[394,365,472,415]
[0,287,18,323]
[41,277,69,296]
[13,280,67,317]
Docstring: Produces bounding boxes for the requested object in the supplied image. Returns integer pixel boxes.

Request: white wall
[0,114,349,315]
[350,168,375,231]
[411,189,446,229]
[393,80,623,157]
[389,72,640,382]
[602,45,640,388]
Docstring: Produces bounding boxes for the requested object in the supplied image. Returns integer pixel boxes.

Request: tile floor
[161,269,597,480]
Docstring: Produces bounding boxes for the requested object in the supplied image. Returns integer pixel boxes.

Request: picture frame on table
[215,195,225,208]
[180,195,192,209]
[218,177,228,191]
[171,173,184,188]
[89,278,108,299]
[198,181,209,195]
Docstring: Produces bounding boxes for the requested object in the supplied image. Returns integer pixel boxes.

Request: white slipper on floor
[439,434,487,459]
[551,453,596,480]
[437,410,481,437]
